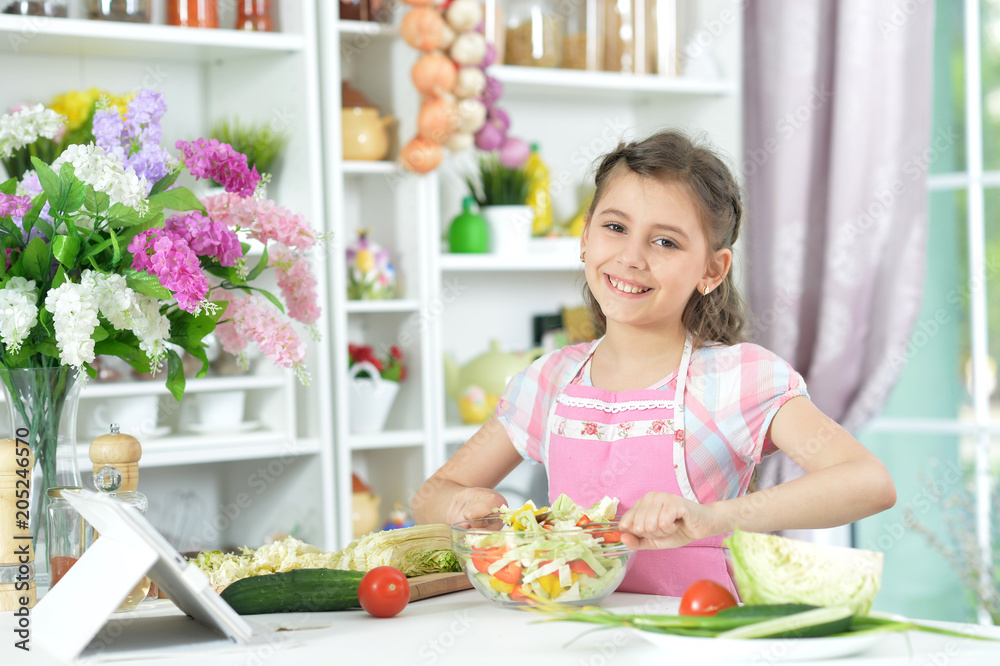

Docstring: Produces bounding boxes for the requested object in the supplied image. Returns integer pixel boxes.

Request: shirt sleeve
[707,344,809,464]
[495,343,591,464]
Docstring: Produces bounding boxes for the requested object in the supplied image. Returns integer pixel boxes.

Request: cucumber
[716,606,855,639]
[220,568,365,615]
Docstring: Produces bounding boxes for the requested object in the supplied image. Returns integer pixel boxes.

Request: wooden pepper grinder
[1,437,35,611]
[89,424,142,493]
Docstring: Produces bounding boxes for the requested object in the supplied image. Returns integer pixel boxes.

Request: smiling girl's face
[581,170,729,335]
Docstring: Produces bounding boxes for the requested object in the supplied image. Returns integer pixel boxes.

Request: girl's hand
[446,487,508,525]
[618,492,718,550]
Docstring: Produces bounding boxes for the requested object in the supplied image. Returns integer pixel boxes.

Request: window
[854,0,998,624]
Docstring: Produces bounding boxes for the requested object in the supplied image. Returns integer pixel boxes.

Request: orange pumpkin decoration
[411,52,457,97]
[400,137,444,174]
[400,8,445,51]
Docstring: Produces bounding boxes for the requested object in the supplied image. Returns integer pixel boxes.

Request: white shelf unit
[0,2,334,552]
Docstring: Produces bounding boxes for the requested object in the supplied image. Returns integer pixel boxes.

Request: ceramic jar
[341,107,393,161]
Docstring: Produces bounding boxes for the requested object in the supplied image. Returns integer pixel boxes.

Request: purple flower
[175,138,260,198]
[125,89,167,145]
[93,108,127,154]
[0,193,32,219]
[125,142,172,186]
[164,211,243,266]
[93,89,170,190]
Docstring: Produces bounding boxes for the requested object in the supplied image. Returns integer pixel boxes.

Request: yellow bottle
[525,143,553,236]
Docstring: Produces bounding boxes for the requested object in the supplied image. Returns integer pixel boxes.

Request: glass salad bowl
[451,516,635,609]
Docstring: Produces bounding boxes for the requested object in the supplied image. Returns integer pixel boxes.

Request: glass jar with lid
[46,486,89,590]
[237,0,273,31]
[562,0,600,70]
[1,0,67,17]
[504,0,562,68]
[87,0,151,22]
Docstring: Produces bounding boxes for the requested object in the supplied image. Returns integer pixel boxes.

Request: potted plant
[465,152,534,256]
[347,343,406,433]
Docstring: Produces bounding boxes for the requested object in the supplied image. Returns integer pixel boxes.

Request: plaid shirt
[496,339,810,503]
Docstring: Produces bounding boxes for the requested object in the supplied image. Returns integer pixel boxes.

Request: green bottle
[447,196,489,253]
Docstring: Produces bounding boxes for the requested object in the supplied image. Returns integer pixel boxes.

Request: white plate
[631,628,885,662]
[185,421,260,435]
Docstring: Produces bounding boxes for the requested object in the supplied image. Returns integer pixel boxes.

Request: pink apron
[546,337,738,598]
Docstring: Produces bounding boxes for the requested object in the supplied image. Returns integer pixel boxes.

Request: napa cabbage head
[724,528,883,615]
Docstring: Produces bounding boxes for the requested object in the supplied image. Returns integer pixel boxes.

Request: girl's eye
[603,223,625,233]
[655,238,677,249]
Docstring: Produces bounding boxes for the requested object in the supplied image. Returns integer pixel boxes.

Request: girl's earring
[580,251,586,263]
[703,284,711,296]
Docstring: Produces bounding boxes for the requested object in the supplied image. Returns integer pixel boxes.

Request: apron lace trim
[556,394,676,413]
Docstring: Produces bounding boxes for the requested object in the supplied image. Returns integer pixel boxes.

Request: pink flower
[646,420,668,435]
[270,245,320,325]
[164,211,242,266]
[0,193,32,218]
[128,229,209,313]
[218,295,306,369]
[581,422,601,437]
[203,192,316,252]
[175,138,260,197]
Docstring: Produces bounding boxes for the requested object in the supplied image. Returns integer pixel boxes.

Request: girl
[413,130,896,597]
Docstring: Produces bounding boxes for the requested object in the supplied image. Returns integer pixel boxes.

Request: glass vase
[0,366,83,580]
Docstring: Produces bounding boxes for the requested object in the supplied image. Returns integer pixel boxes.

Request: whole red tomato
[358,566,410,618]
[678,579,738,616]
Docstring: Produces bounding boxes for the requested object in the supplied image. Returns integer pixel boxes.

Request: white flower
[81,270,170,370]
[0,104,65,159]
[44,281,99,369]
[52,143,149,215]
[0,277,39,354]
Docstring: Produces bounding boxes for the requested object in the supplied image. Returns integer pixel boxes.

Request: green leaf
[109,226,121,265]
[148,169,181,197]
[20,236,49,282]
[94,337,152,375]
[204,264,242,283]
[51,264,67,289]
[52,235,80,267]
[62,177,87,214]
[253,287,285,313]
[124,269,172,299]
[246,245,269,281]
[31,157,62,203]
[85,188,110,217]
[21,193,53,241]
[106,202,148,228]
[0,177,16,195]
[149,186,207,214]
[165,348,186,401]
[91,326,109,342]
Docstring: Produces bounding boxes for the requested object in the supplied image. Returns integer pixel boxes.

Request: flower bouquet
[347,343,405,433]
[0,88,321,548]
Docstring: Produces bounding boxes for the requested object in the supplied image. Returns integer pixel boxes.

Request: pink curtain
[743,1,935,525]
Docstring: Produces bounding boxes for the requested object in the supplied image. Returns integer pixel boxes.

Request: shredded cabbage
[194,525,460,591]
[724,528,884,615]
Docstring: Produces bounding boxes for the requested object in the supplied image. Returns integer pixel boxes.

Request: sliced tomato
[493,560,522,584]
[595,529,622,543]
[510,584,532,603]
[568,560,595,577]
[471,546,504,573]
[575,514,591,526]
[678,579,738,616]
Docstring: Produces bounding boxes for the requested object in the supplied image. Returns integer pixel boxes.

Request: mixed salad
[454,494,630,605]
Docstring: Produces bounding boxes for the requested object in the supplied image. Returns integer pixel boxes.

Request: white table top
[13,590,1000,665]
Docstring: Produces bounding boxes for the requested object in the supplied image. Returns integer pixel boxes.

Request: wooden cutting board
[408,572,473,602]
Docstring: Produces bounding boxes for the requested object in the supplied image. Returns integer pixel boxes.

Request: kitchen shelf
[490,65,737,100]
[0,16,305,59]
[337,20,398,38]
[346,299,421,313]
[79,374,290,398]
[439,254,583,272]
[347,429,427,450]
[76,433,320,468]
[342,160,401,175]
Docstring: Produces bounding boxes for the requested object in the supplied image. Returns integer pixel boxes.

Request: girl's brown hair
[583,130,748,347]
